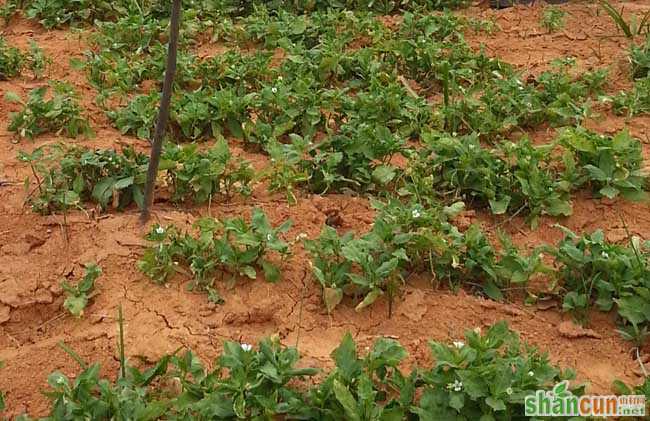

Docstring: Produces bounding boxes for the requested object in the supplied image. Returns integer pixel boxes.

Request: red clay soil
[1,1,650,417]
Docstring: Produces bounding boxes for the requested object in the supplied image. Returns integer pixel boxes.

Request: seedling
[540,7,566,33]
[61,263,102,317]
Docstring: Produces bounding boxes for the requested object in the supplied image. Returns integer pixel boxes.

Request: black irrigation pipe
[140,0,182,224]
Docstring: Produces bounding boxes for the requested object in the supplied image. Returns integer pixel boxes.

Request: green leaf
[63,295,88,317]
[323,287,343,313]
[489,197,510,215]
[355,289,382,312]
[449,392,465,410]
[241,265,257,279]
[599,185,619,199]
[113,176,134,190]
[333,380,361,421]
[332,333,361,381]
[485,396,506,411]
[371,165,396,185]
[261,260,280,283]
[91,177,116,208]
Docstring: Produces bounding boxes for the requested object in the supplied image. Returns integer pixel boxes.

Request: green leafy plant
[138,209,292,295]
[613,77,650,117]
[27,40,50,78]
[630,36,650,79]
[413,321,581,418]
[264,136,310,204]
[540,6,566,33]
[552,226,650,337]
[306,199,547,312]
[412,132,573,226]
[34,320,577,420]
[19,141,252,213]
[558,127,648,201]
[0,36,24,80]
[6,82,92,139]
[61,263,101,317]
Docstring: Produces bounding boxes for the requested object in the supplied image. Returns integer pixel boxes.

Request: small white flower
[474,327,481,335]
[295,233,308,241]
[601,251,609,259]
[241,343,253,352]
[528,371,534,377]
[412,209,421,219]
[266,233,273,241]
[278,76,283,81]
[271,87,278,94]
[452,380,463,391]
[452,340,464,349]
[506,387,513,395]
[155,226,165,235]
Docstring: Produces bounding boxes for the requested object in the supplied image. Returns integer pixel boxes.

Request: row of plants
[135,191,650,346]
[89,9,605,145]
[18,139,252,213]
[404,127,647,228]
[7,321,581,419]
[1,0,470,30]
[307,208,650,347]
[18,125,648,227]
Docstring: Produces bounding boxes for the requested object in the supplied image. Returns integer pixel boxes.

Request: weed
[599,0,649,39]
[540,6,566,33]
[61,263,101,317]
[6,82,92,139]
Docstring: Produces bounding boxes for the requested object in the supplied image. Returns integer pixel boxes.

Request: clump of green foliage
[61,263,101,317]
[552,226,650,345]
[630,36,650,79]
[558,127,648,201]
[540,6,566,33]
[138,209,291,297]
[613,77,650,117]
[0,36,24,79]
[28,321,577,420]
[18,140,253,214]
[305,199,548,312]
[0,37,49,80]
[6,82,92,139]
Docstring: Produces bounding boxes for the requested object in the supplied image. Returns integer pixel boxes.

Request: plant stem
[140,0,182,224]
[118,305,126,379]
